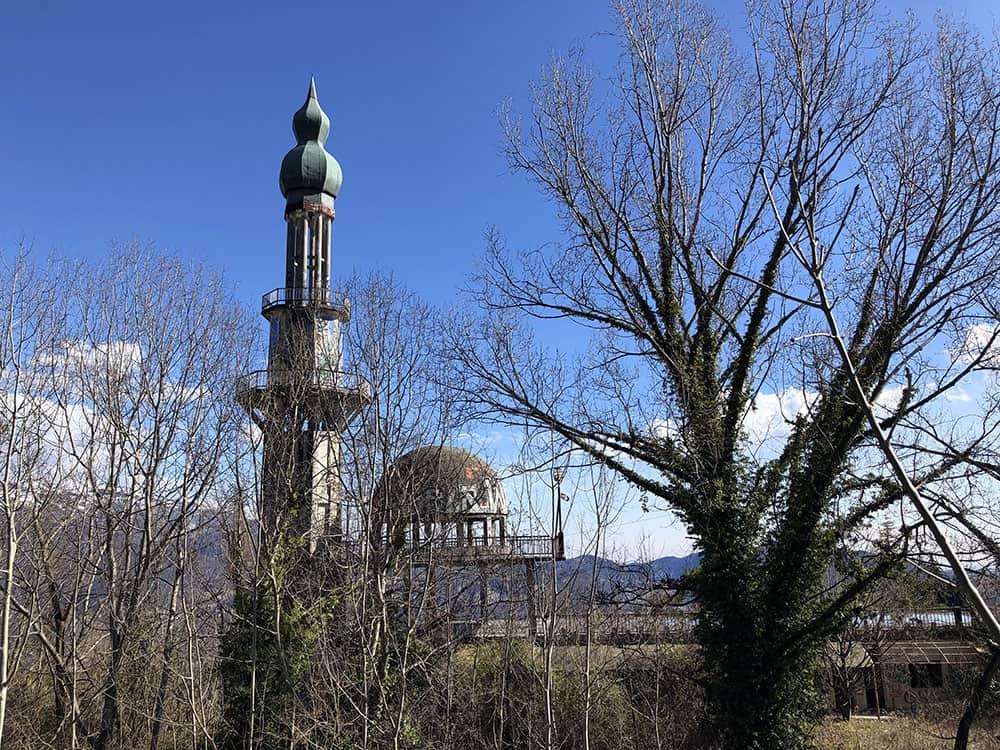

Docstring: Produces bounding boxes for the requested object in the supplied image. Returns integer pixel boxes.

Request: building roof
[279,77,343,211]
[375,445,508,519]
[871,641,988,666]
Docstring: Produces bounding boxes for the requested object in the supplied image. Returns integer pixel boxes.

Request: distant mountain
[552,553,700,602]
[556,552,699,578]
[650,553,701,579]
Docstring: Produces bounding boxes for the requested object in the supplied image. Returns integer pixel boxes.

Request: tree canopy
[450,0,1000,745]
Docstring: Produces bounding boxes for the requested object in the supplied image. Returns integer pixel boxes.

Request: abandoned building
[236,80,990,719]
[235,77,371,553]
[375,445,565,562]
[827,616,990,715]
[236,79,565,577]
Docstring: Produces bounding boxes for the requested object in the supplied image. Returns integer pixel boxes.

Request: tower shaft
[237,80,370,552]
[284,210,334,292]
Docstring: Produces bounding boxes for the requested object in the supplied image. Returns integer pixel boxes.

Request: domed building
[239,78,564,568]
[376,445,562,562]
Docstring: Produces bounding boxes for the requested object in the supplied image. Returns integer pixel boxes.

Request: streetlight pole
[552,467,565,558]
[544,466,566,750]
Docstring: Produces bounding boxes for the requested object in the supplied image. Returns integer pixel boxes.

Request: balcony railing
[401,533,563,561]
[856,609,974,630]
[261,287,348,314]
[454,613,696,644]
[236,368,373,401]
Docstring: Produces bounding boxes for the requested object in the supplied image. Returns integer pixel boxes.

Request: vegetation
[2,0,1000,747]
[814,717,1000,750]
[450,0,1000,745]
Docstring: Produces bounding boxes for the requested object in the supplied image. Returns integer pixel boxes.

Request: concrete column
[299,215,308,288]
[309,213,319,290]
[320,216,330,290]
[285,222,296,288]
[526,560,538,640]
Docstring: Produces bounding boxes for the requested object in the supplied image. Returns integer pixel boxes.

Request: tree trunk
[832,671,852,721]
[695,547,820,750]
[95,629,125,750]
[954,648,1000,750]
[149,560,183,750]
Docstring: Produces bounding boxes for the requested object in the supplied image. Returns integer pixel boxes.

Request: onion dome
[375,446,509,520]
[279,77,343,213]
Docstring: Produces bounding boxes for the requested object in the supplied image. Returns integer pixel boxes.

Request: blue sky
[2,0,997,557]
[2,0,994,304]
[0,0,623,303]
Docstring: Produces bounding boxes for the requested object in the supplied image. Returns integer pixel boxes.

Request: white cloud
[742,388,817,445]
[0,391,109,486]
[871,385,905,418]
[944,386,972,403]
[34,339,143,374]
[642,389,819,451]
[648,418,674,440]
[953,322,1000,367]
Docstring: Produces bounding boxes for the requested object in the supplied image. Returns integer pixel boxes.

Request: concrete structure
[237,79,371,551]
[374,445,565,563]
[235,80,564,577]
[375,444,566,626]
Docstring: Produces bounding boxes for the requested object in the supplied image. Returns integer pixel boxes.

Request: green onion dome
[279,78,342,211]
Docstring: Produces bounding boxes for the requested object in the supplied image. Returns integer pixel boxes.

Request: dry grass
[814,716,1000,750]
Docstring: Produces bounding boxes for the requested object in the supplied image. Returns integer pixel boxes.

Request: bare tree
[574,463,629,750]
[220,271,459,749]
[918,487,1000,748]
[448,0,1000,745]
[0,246,64,747]
[755,13,1000,744]
[335,271,457,749]
[7,243,256,750]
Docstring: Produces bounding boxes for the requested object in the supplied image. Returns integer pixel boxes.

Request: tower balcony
[236,367,372,426]
[261,287,350,321]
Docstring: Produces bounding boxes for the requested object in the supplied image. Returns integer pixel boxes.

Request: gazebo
[374,445,562,563]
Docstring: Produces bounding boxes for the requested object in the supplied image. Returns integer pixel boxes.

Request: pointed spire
[279,77,343,210]
[291,78,330,145]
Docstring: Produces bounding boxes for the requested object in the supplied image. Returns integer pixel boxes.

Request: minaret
[238,79,371,551]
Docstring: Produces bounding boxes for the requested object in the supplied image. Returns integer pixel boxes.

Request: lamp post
[552,467,565,558]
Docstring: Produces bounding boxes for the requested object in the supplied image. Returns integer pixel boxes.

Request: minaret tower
[238,79,371,551]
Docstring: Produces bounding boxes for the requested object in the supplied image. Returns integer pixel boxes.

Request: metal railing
[409,533,561,559]
[236,368,373,400]
[261,287,349,314]
[511,534,563,558]
[453,609,975,645]
[455,613,696,644]
[455,609,987,645]
[861,609,973,629]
